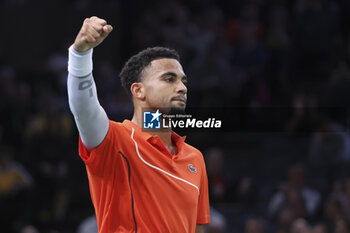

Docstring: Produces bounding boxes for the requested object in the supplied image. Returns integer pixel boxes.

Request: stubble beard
[168,106,186,115]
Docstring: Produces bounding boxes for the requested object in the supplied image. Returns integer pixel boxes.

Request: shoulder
[109,120,131,135]
[183,142,206,164]
[184,143,203,156]
[96,120,133,148]
[109,120,123,128]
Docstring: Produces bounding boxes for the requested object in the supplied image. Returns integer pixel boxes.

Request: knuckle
[95,25,103,31]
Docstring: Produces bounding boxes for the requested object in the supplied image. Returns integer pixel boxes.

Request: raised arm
[67,16,113,150]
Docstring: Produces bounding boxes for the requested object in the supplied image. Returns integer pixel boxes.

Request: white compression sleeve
[67,45,109,150]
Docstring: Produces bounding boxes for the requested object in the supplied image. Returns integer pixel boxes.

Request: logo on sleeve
[188,164,197,173]
[143,110,161,129]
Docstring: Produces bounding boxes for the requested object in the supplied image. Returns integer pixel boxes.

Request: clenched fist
[73,16,113,52]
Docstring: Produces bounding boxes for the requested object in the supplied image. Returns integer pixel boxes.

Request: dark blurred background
[2,0,350,232]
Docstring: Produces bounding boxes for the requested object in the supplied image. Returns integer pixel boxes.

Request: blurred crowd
[1,0,350,232]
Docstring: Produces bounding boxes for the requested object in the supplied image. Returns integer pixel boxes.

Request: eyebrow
[160,72,187,80]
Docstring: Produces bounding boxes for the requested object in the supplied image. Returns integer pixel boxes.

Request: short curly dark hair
[119,47,180,97]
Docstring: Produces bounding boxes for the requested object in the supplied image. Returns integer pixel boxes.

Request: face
[138,58,187,113]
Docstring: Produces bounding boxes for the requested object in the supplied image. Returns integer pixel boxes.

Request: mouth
[171,96,187,103]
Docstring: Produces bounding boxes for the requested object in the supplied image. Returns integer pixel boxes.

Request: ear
[130,82,145,101]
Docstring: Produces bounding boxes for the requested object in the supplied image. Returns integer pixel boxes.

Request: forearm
[67,45,109,149]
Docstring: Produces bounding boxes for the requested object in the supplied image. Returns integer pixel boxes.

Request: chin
[168,106,186,115]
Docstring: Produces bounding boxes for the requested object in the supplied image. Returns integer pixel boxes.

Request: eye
[165,77,174,82]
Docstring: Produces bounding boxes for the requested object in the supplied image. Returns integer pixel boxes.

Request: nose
[176,79,187,94]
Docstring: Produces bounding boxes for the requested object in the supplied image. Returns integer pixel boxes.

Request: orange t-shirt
[79,120,210,233]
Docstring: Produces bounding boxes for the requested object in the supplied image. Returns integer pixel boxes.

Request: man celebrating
[67,16,210,233]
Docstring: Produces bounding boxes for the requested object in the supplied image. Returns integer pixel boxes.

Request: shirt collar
[122,119,186,144]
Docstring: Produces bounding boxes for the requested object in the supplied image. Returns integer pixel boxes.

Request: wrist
[68,45,93,77]
[73,43,91,53]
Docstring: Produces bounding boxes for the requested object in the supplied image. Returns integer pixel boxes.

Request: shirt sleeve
[196,156,211,224]
[78,120,119,175]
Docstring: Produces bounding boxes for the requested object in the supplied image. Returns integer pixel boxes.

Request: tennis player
[67,16,210,233]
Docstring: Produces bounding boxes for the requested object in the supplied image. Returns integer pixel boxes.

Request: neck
[131,108,175,153]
